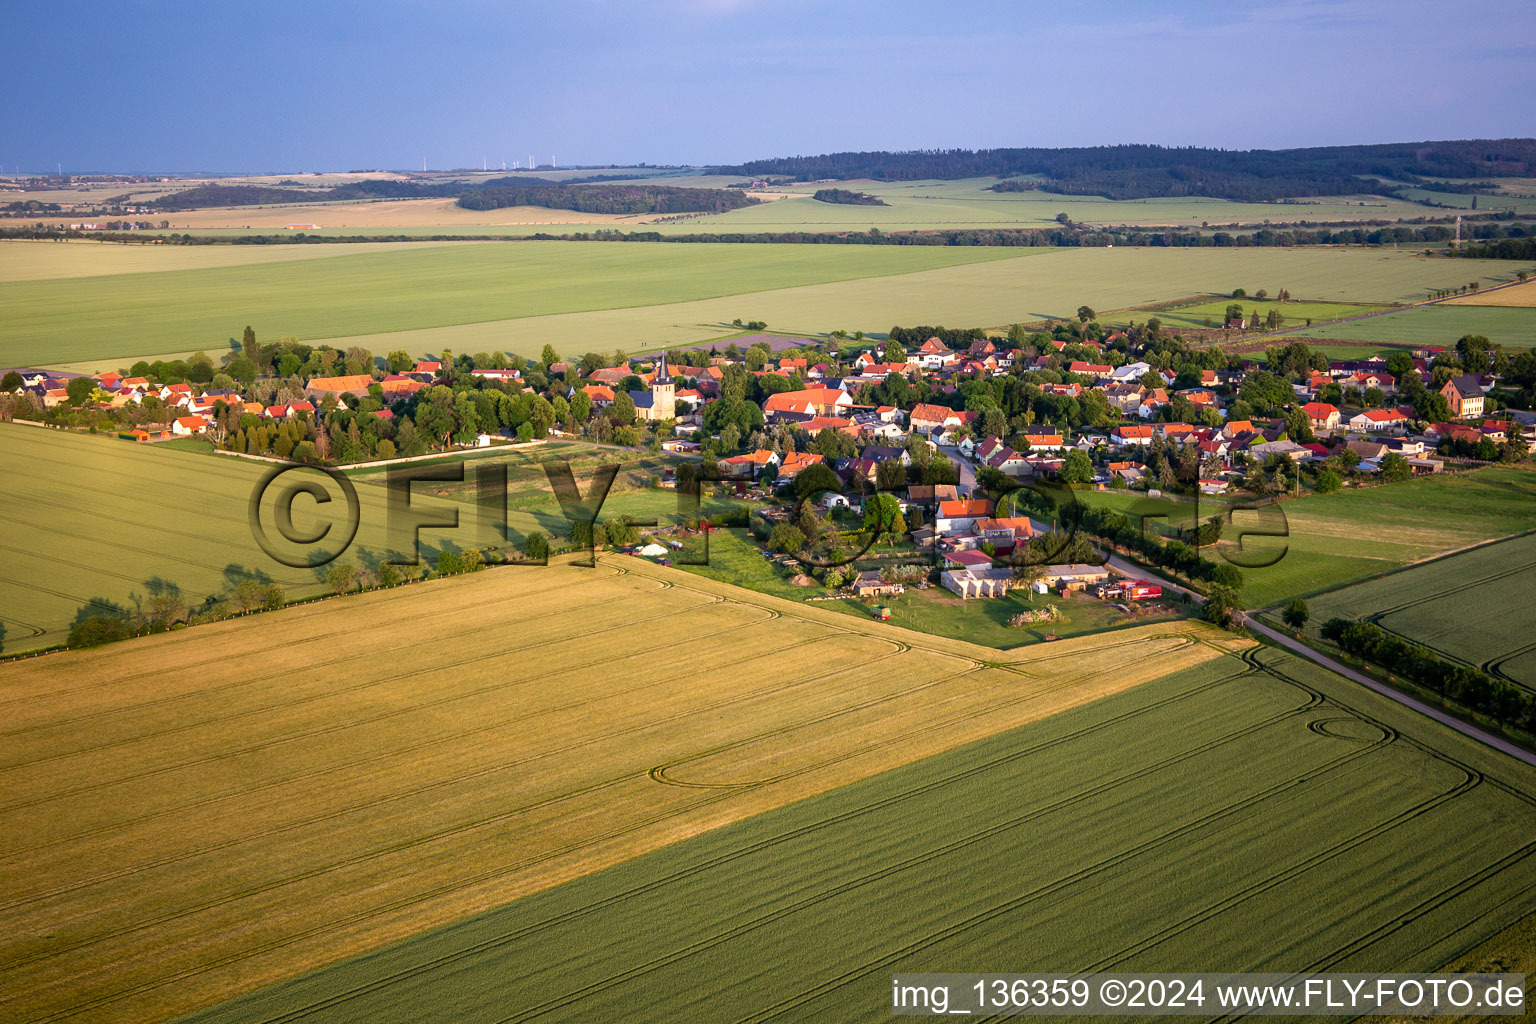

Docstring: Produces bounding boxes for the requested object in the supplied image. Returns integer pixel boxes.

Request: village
[3,308,1532,633]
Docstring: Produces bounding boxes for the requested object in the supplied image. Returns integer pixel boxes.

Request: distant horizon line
[7,136,1535,180]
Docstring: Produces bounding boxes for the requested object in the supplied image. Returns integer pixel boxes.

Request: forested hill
[456,185,757,214]
[722,140,1536,201]
[148,177,751,215]
[149,179,481,210]
[812,188,888,206]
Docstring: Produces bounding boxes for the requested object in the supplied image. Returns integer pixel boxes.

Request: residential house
[934,498,994,535]
[973,516,1035,552]
[907,484,959,509]
[908,403,968,437]
[777,451,825,482]
[1441,374,1486,419]
[1349,409,1409,433]
[1111,424,1154,447]
[581,384,616,408]
[1249,439,1312,461]
[1021,430,1065,452]
[172,414,210,436]
[1301,402,1341,431]
[304,374,375,402]
[1137,388,1170,419]
[718,449,780,479]
[764,387,854,418]
[1346,440,1389,463]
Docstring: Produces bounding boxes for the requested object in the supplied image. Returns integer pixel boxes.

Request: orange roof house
[763,388,852,417]
[304,374,375,399]
[777,452,825,479]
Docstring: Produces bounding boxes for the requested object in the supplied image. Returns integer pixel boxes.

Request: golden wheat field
[0,556,1246,1024]
[1443,276,1536,306]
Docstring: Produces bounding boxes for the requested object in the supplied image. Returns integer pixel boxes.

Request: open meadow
[681,528,1191,649]
[1306,532,1536,691]
[1209,467,1536,608]
[0,240,1022,368]
[5,241,1533,370]
[0,557,1245,1024]
[115,177,1462,236]
[1284,303,1536,349]
[166,634,1536,1024]
[1111,298,1391,333]
[0,424,703,654]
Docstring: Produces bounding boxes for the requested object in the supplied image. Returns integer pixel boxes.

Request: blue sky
[4,0,1534,173]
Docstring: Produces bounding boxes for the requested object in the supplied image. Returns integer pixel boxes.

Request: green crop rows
[178,645,1536,1024]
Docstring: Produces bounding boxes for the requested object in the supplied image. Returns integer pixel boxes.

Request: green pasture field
[0,241,1023,368]
[1305,532,1536,691]
[311,247,1534,366]
[676,179,1443,232]
[680,528,1190,649]
[0,426,676,654]
[1214,466,1536,609]
[178,644,1536,1024]
[1392,188,1536,214]
[144,178,1453,236]
[0,239,444,282]
[1283,304,1536,348]
[1111,298,1392,333]
[8,242,1531,371]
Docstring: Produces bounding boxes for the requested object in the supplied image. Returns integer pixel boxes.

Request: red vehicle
[1127,582,1162,601]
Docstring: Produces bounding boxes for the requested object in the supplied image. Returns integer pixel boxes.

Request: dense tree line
[456,185,757,214]
[10,217,1532,251]
[723,140,1536,202]
[1459,237,1536,260]
[811,188,888,206]
[146,176,732,213]
[1322,618,1535,731]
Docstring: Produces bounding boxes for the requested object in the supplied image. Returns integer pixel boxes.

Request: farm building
[850,571,903,598]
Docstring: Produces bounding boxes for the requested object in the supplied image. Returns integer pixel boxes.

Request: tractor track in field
[0,594,726,785]
[0,563,631,709]
[0,618,829,875]
[0,562,641,720]
[751,649,1508,1024]
[0,624,933,984]
[14,648,1260,1023]
[180,662,1277,1024]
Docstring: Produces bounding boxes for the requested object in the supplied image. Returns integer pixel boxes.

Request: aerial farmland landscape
[3,1,1536,1022]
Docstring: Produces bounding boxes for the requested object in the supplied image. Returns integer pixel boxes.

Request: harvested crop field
[1443,277,1536,307]
[0,424,716,654]
[177,641,1536,1024]
[1306,532,1536,690]
[0,559,1241,1024]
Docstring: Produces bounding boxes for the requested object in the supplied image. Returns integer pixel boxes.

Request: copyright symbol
[1100,979,1126,1007]
[248,463,360,569]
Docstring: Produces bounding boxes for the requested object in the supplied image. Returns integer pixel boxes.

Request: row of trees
[727,141,1536,200]
[1322,618,1535,732]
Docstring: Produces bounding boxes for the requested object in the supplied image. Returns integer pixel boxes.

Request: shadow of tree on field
[223,563,274,589]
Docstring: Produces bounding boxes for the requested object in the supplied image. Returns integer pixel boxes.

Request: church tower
[651,351,676,421]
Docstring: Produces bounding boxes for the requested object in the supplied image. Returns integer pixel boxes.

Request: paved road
[1090,547,1536,769]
